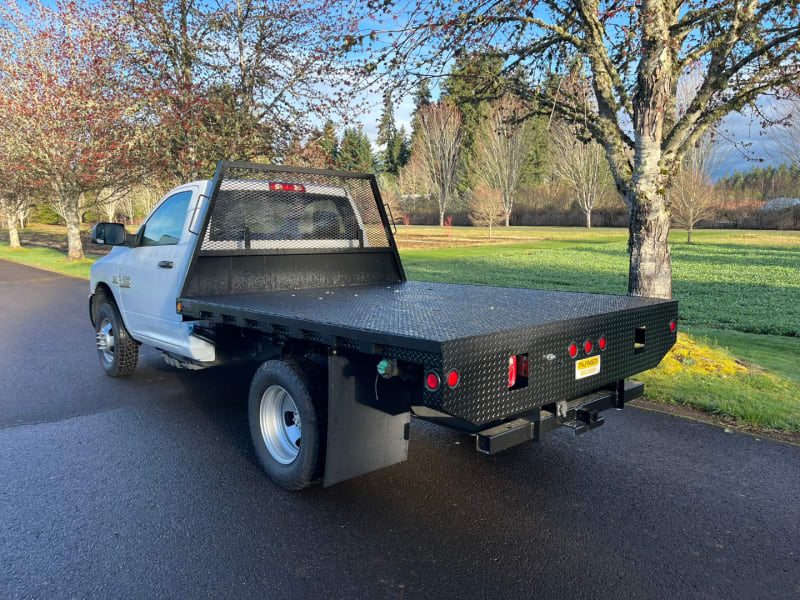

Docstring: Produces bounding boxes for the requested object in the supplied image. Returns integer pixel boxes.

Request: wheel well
[90,282,118,326]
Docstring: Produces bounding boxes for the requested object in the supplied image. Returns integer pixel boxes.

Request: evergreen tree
[517,117,550,188]
[377,93,397,147]
[319,119,339,165]
[394,125,411,169]
[337,126,374,172]
[410,79,432,144]
[377,93,401,174]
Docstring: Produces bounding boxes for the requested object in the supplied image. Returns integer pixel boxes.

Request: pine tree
[377,93,396,147]
[377,93,400,174]
[410,79,432,144]
[337,127,374,172]
[319,119,339,165]
[393,125,411,170]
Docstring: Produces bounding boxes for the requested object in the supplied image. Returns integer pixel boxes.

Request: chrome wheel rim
[259,385,301,464]
[96,317,115,364]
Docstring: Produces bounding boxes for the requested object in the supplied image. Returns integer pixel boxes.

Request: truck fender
[89,282,126,330]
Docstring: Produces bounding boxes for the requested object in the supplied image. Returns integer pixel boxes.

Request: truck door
[116,188,195,349]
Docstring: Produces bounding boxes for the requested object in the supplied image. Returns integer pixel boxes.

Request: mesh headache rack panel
[199,163,392,255]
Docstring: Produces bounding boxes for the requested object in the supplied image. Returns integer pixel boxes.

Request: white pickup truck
[89,161,677,490]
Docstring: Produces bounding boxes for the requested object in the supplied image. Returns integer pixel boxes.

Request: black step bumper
[476,380,644,455]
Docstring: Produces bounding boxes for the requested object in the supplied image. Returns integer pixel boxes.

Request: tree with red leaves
[350,0,800,298]
[0,0,145,260]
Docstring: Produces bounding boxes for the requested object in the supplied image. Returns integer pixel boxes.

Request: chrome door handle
[157,261,173,269]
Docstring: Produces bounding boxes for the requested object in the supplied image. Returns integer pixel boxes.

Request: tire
[95,301,139,377]
[248,358,327,490]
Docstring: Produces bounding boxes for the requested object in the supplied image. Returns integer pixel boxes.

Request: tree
[355,1,800,298]
[550,122,613,228]
[670,168,716,244]
[284,131,335,169]
[669,132,719,243]
[0,193,29,249]
[397,146,433,213]
[0,136,36,249]
[770,95,800,171]
[410,79,432,142]
[476,96,529,226]
[469,184,505,237]
[337,127,375,172]
[377,92,406,174]
[117,0,352,180]
[319,119,339,165]
[0,0,144,260]
[441,53,503,191]
[390,125,411,172]
[414,101,464,226]
[670,68,723,243]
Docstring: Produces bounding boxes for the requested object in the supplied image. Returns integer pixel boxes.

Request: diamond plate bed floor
[181,281,670,343]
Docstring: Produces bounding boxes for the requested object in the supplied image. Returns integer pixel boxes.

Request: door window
[140,190,193,246]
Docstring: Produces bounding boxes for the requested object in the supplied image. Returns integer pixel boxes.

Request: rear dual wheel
[248,359,327,490]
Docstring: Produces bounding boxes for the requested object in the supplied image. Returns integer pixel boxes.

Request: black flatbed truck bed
[179,280,676,426]
[174,161,677,488]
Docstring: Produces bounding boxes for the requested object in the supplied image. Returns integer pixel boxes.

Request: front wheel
[95,301,139,377]
[248,358,327,490]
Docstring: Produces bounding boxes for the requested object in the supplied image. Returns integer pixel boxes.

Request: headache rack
[180,161,405,298]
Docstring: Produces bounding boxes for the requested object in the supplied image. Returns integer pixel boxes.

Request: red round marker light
[569,343,578,358]
[426,372,440,391]
[598,336,607,351]
[447,370,459,388]
[584,340,593,354]
[670,319,677,332]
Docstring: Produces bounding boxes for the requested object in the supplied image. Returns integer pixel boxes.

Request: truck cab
[90,177,367,364]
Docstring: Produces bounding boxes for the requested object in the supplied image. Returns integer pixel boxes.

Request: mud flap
[323,354,410,487]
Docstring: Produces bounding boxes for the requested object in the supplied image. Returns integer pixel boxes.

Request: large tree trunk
[628,11,673,300]
[627,188,672,298]
[585,210,591,229]
[505,212,510,227]
[64,204,85,261]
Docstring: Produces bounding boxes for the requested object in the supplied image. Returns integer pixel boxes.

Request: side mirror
[90,222,127,246]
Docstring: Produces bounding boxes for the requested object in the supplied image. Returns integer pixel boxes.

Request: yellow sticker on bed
[575,355,601,380]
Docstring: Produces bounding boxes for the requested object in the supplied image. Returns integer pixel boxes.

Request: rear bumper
[475,380,644,455]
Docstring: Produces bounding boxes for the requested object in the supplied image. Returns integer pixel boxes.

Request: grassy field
[400,227,800,336]
[0,244,102,279]
[3,225,799,433]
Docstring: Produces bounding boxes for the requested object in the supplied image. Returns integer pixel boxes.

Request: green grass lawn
[401,230,800,337]
[3,227,799,433]
[0,243,98,278]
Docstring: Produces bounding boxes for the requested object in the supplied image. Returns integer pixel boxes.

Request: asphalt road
[1,260,799,599]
